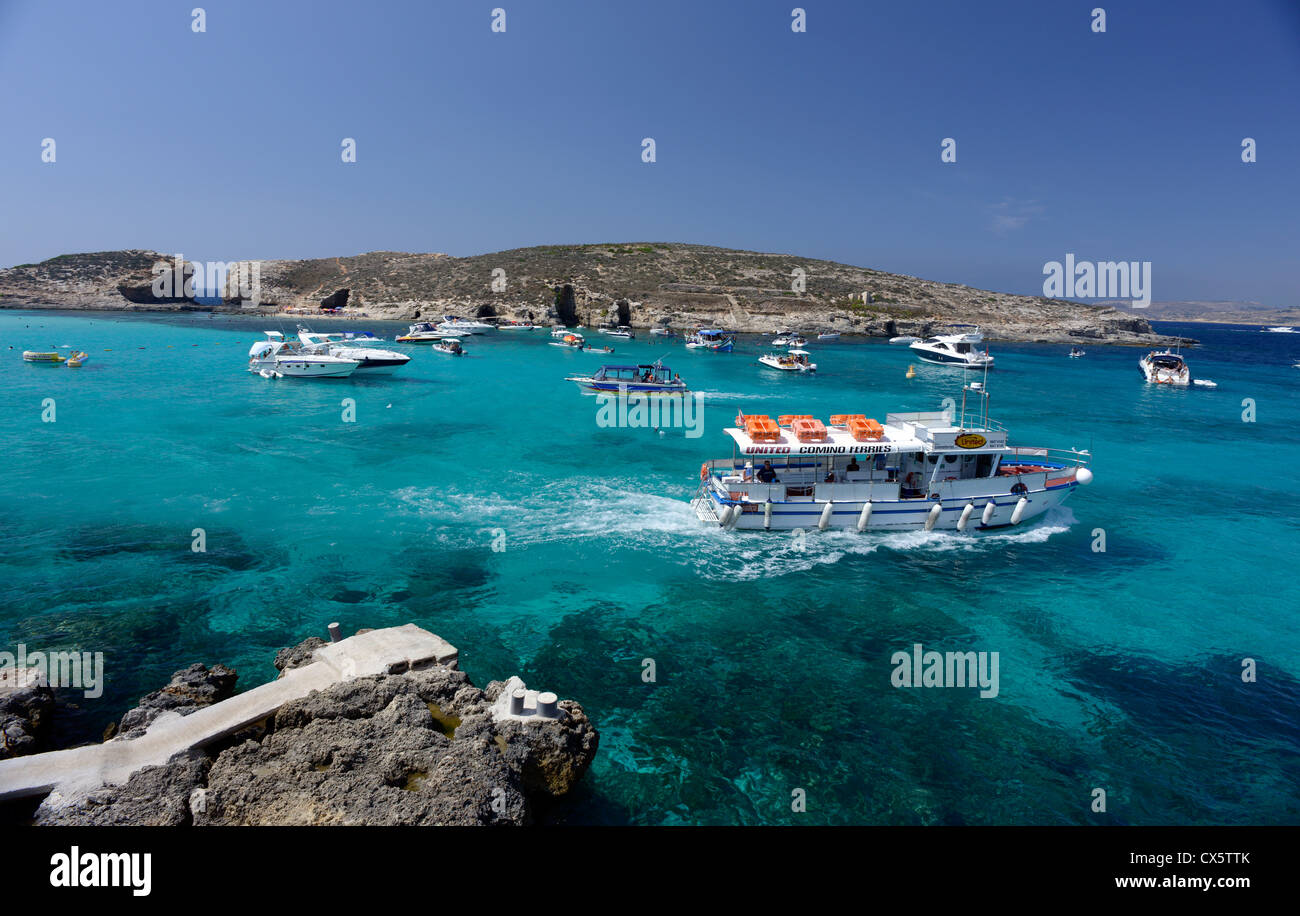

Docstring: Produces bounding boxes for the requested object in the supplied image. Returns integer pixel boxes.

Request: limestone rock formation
[0,668,54,760]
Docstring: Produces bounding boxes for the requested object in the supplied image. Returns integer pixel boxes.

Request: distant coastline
[0,244,1192,347]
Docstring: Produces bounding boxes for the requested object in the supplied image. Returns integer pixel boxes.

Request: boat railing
[1003,445,1091,467]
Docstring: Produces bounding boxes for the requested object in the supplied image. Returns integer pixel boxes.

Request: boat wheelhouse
[686,329,735,352]
[691,382,1091,531]
[1139,350,1190,386]
[566,362,686,395]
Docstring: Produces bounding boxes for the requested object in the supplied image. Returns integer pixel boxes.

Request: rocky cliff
[0,243,1179,344]
[16,631,598,826]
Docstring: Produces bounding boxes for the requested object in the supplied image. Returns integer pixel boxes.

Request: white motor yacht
[437,315,495,334]
[248,332,359,378]
[1139,349,1191,386]
[297,328,410,371]
[759,349,816,372]
[909,327,994,368]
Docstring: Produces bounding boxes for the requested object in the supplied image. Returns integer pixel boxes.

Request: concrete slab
[0,624,458,803]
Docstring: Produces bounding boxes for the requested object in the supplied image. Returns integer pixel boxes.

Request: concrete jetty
[0,624,458,803]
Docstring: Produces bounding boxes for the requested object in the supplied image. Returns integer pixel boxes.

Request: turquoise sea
[2,310,1297,825]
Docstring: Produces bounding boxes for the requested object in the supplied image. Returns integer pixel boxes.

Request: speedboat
[598,326,635,339]
[772,333,806,347]
[1139,350,1190,386]
[1068,347,1085,358]
[909,327,994,368]
[431,337,464,356]
[437,315,495,334]
[396,322,444,342]
[567,361,687,395]
[496,319,537,330]
[550,332,587,349]
[759,350,816,372]
[686,329,735,352]
[298,328,410,371]
[889,336,919,344]
[248,333,359,378]
[817,331,841,340]
[1264,326,1295,333]
[23,351,67,364]
[691,379,1092,531]
[650,327,673,337]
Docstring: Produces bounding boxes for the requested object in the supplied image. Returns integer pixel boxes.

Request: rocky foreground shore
[0,244,1188,345]
[1,630,598,826]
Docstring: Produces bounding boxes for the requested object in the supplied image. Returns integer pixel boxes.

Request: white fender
[1010,496,1029,525]
[764,500,773,530]
[957,503,974,531]
[925,502,942,531]
[981,501,996,525]
[818,501,834,531]
[718,505,734,528]
[856,501,872,532]
[1076,467,1093,486]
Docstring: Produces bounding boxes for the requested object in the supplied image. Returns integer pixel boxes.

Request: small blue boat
[566,362,687,394]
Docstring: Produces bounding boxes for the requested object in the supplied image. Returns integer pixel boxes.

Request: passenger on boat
[757,460,779,483]
[742,462,754,482]
[846,456,860,472]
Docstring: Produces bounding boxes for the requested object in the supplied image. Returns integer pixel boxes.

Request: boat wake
[393,482,1076,580]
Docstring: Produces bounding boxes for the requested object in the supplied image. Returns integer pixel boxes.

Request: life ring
[1010,481,1029,496]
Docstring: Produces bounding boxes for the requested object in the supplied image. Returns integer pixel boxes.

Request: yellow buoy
[906,364,916,379]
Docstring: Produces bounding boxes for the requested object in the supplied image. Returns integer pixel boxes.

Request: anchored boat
[437,315,495,334]
[686,329,735,352]
[23,351,67,364]
[396,322,444,343]
[759,350,816,372]
[298,328,410,371]
[691,381,1091,531]
[567,361,686,395]
[431,337,464,355]
[248,332,359,378]
[909,326,994,368]
[1139,349,1190,386]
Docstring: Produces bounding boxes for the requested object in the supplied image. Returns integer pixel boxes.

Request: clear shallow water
[2,311,1297,824]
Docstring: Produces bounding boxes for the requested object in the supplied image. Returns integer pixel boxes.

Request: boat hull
[692,482,1077,531]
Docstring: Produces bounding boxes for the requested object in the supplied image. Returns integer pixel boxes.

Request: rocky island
[0,243,1183,345]
[0,625,598,826]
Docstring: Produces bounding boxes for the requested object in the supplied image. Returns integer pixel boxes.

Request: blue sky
[1,0,1297,304]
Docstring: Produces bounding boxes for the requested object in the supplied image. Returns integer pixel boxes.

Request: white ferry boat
[909,326,994,368]
[567,361,686,395]
[298,328,410,371]
[1139,349,1190,386]
[759,350,816,372]
[248,333,359,378]
[691,381,1091,531]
